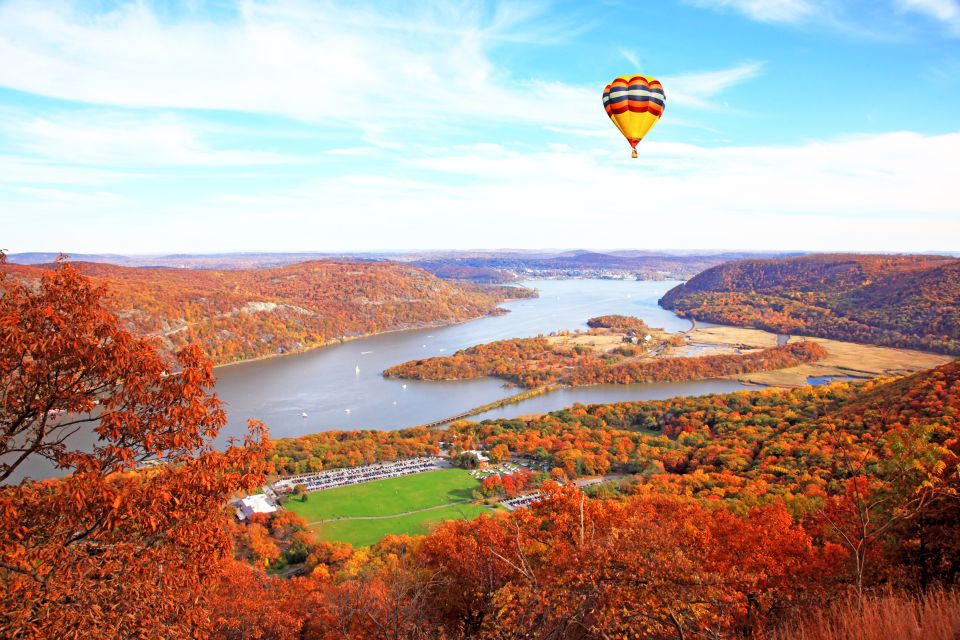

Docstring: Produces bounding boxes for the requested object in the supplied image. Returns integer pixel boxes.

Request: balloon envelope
[603,74,665,157]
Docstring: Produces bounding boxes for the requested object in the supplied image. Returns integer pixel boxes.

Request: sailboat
[301,412,308,418]
[355,365,360,375]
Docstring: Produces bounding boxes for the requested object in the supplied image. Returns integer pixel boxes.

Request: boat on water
[301,412,308,418]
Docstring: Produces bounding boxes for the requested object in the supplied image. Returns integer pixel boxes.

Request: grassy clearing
[686,325,952,387]
[284,468,479,522]
[768,588,960,640]
[313,503,490,547]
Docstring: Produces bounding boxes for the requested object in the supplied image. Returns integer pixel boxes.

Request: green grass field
[284,468,485,546]
[317,503,490,547]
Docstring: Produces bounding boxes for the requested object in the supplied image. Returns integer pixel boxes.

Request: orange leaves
[406,487,842,639]
[660,254,960,356]
[1,260,270,639]
[386,331,826,389]
[2,259,530,367]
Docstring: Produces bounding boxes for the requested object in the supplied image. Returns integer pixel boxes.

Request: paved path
[307,499,473,526]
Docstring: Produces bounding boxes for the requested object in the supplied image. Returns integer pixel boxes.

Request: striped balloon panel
[602,74,665,147]
[602,75,665,117]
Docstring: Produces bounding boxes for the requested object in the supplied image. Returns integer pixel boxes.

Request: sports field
[317,503,489,547]
[284,468,486,546]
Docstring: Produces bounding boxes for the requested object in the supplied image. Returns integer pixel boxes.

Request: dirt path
[307,500,473,526]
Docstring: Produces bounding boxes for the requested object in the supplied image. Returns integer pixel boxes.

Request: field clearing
[545,328,669,355]
[312,503,490,547]
[687,326,952,387]
[284,468,479,522]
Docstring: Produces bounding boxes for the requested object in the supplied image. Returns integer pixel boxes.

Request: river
[8,279,760,483]
[212,279,756,444]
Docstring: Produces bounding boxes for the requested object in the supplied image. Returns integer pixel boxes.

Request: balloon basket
[631,149,638,159]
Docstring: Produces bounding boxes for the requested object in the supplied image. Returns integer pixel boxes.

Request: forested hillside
[660,254,960,355]
[1,260,532,365]
[4,260,959,639]
[256,361,960,638]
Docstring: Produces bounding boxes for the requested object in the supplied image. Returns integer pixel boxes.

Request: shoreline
[213,317,484,371]
[212,286,537,371]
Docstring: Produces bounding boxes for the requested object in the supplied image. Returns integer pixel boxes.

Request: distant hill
[2,260,533,365]
[408,250,791,281]
[4,251,381,270]
[660,254,960,355]
[6,250,794,282]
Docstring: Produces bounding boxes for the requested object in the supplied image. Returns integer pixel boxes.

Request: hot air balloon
[602,74,665,158]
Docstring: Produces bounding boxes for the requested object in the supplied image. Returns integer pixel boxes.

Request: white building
[235,494,277,521]
[462,449,489,463]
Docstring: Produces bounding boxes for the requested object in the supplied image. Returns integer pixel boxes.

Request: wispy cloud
[0,0,595,135]
[896,0,960,34]
[17,186,125,207]
[618,47,642,69]
[683,0,816,24]
[1,111,297,167]
[664,62,765,108]
[8,130,955,254]
[686,0,960,38]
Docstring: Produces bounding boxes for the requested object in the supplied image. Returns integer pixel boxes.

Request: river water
[9,279,759,483]
[212,279,755,444]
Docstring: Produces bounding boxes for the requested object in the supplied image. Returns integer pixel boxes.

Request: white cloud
[0,156,131,185]
[687,0,960,37]
[2,111,296,167]
[897,0,960,33]
[0,0,596,133]
[684,0,817,24]
[17,186,125,207]
[7,129,953,254]
[663,62,765,108]
[0,0,760,145]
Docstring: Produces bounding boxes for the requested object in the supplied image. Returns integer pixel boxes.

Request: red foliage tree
[0,257,269,639]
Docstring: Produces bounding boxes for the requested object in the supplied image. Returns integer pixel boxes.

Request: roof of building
[237,494,277,520]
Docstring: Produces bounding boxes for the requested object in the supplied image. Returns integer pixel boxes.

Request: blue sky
[1,0,958,254]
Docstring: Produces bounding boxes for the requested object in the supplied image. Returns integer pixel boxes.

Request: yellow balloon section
[602,74,665,157]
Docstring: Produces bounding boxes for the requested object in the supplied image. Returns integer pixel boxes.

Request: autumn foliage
[0,259,532,365]
[0,257,269,639]
[3,256,959,639]
[660,253,960,355]
[385,333,826,388]
[586,314,650,332]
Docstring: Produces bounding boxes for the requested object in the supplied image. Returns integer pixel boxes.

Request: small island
[384,315,828,388]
